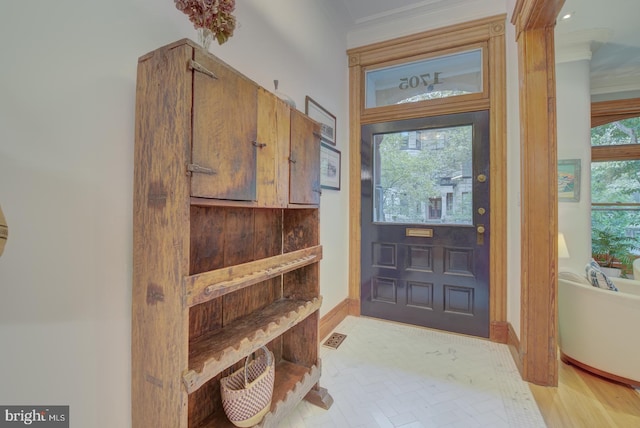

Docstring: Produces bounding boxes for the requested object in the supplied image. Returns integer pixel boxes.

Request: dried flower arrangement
[174,0,237,46]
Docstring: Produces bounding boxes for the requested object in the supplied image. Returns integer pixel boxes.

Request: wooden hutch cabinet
[132,39,331,427]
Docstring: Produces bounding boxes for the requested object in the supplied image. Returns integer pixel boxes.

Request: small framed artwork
[558,159,581,202]
[305,96,336,145]
[320,143,341,190]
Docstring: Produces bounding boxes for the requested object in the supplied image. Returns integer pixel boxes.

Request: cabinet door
[191,50,258,201]
[256,89,290,207]
[289,110,321,205]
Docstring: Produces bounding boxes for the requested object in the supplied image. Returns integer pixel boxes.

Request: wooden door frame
[511,0,565,387]
[347,1,567,387]
[347,15,508,342]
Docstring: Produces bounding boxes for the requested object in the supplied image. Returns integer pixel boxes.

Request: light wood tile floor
[530,359,640,428]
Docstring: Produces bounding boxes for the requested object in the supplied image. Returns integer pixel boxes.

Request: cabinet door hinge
[187,164,216,175]
[188,60,218,80]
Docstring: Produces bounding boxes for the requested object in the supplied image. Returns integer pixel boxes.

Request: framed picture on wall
[320,143,341,190]
[305,96,336,145]
[558,159,581,202]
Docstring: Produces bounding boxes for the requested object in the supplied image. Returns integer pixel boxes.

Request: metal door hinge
[187,164,216,175]
[188,60,217,80]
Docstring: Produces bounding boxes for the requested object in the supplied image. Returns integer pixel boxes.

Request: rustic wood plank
[185,246,322,306]
[224,208,255,266]
[132,40,193,428]
[283,209,319,252]
[190,206,225,274]
[189,299,222,342]
[183,298,322,393]
[257,89,291,207]
[283,263,319,301]
[191,49,258,201]
[222,278,280,326]
[191,197,259,208]
[282,312,319,368]
[254,209,283,259]
[289,110,321,205]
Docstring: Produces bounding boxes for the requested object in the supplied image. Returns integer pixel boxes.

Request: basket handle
[243,346,273,387]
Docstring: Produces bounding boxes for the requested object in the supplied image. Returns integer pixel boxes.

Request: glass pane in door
[373,125,473,225]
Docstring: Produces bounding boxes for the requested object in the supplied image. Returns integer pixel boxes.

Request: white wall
[556,59,593,273]
[0,1,349,427]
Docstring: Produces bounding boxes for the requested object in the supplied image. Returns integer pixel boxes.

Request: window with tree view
[373,125,473,224]
[591,117,640,271]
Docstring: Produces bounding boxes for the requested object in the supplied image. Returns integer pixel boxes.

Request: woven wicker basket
[220,346,275,427]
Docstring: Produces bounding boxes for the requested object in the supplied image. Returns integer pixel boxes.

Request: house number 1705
[398,72,443,90]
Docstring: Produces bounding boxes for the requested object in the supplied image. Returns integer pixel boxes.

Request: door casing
[347,15,508,342]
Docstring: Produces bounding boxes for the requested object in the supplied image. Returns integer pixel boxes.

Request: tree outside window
[591,117,640,272]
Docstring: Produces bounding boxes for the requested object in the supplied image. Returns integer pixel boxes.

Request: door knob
[477,174,487,183]
[477,224,485,245]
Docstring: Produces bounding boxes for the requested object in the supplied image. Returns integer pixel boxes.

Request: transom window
[364,49,483,109]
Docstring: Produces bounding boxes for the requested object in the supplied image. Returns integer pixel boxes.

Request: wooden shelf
[184,246,323,306]
[190,196,319,209]
[133,41,329,427]
[183,297,322,393]
[195,361,321,428]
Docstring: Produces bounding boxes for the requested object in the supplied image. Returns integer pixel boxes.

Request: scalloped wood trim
[185,246,323,306]
[256,364,322,428]
[183,297,322,393]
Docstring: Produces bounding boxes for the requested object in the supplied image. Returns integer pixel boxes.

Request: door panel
[361,111,490,337]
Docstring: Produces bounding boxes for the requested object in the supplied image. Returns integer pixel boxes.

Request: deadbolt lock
[477,174,487,183]
[478,208,486,215]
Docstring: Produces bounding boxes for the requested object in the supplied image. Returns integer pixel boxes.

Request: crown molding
[346,0,505,48]
[555,28,611,63]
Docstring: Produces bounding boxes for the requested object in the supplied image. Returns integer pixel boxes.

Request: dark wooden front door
[361,111,490,337]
